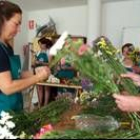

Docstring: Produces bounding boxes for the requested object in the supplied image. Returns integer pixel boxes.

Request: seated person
[35,37,53,106]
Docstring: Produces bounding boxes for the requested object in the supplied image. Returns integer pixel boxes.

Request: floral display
[51,35,140,132]
[46,74,60,84]
[1,34,140,139]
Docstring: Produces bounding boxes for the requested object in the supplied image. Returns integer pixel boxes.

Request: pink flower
[34,133,40,139]
[78,44,89,56]
[34,124,53,139]
[42,124,53,131]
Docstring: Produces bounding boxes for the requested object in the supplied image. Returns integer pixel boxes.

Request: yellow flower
[115,49,120,54]
[106,50,113,55]
[97,38,107,48]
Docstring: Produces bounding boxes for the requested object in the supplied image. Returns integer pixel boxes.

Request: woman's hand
[35,66,50,81]
[113,94,140,112]
[121,72,140,86]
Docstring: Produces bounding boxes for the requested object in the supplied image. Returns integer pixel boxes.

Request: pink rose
[78,44,88,56]
[34,124,53,139]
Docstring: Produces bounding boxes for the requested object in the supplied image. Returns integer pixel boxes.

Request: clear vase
[74,114,120,133]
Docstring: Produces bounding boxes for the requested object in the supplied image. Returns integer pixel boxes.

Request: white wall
[122,26,140,47]
[13,5,87,67]
[102,0,140,47]
[16,0,140,65]
[28,5,87,42]
[14,11,28,66]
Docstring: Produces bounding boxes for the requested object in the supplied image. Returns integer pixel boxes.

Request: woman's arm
[21,70,33,78]
[113,94,140,112]
[0,66,50,95]
[121,72,140,86]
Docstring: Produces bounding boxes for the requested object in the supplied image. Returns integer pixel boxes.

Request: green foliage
[81,95,130,122]
[11,98,71,136]
[40,129,140,139]
[11,37,140,138]
[53,36,140,132]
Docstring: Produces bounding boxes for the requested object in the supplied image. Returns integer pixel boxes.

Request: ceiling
[9,0,87,11]
[9,0,137,11]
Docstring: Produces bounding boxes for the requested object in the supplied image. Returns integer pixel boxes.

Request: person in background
[35,37,53,106]
[122,57,134,72]
[121,43,140,74]
[0,1,50,113]
[121,43,134,59]
[113,72,140,112]
[55,55,76,96]
[35,37,53,67]
[121,43,135,72]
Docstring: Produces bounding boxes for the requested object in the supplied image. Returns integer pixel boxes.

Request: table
[37,82,82,89]
[28,82,82,110]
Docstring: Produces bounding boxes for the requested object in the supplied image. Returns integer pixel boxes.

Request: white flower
[0,126,5,139]
[0,126,10,139]
[6,132,17,139]
[1,111,10,118]
[55,40,65,50]
[0,111,18,139]
[74,97,79,104]
[0,111,13,120]
[55,31,68,50]
[0,111,13,125]
[50,31,68,55]
[97,50,102,56]
[19,131,27,139]
[91,98,97,102]
[5,121,15,129]
[49,48,57,56]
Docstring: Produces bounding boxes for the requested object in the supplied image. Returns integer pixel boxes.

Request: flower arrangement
[0,112,54,139]
[1,33,140,138]
[51,35,140,132]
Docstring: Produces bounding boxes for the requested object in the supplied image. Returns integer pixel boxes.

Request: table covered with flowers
[1,32,140,139]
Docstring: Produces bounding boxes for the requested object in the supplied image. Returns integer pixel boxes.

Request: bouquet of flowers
[51,35,140,132]
[1,33,139,139]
